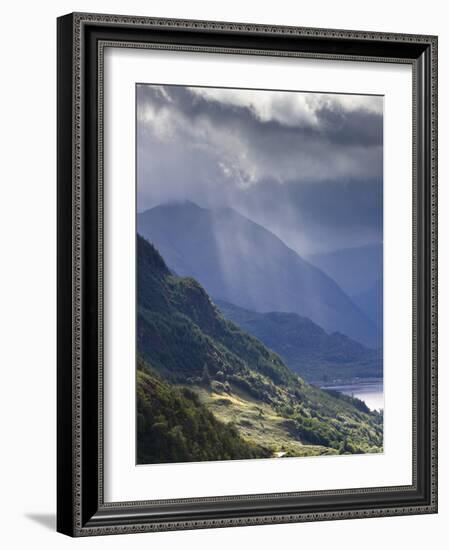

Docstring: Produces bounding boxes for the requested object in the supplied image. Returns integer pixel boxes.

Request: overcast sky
[136,84,383,255]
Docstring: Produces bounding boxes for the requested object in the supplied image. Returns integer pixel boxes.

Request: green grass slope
[137,358,269,464]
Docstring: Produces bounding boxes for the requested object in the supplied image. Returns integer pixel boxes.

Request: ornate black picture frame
[57,12,438,537]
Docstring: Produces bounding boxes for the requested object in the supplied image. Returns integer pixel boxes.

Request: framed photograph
[57,12,438,536]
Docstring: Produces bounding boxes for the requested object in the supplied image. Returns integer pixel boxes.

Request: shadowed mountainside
[308,244,383,335]
[307,243,382,296]
[352,277,383,333]
[216,299,382,383]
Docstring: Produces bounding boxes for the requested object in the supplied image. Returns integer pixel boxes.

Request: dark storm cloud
[138,83,382,148]
[136,84,383,254]
[315,105,383,146]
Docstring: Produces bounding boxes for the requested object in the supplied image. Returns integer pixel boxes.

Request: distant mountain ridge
[137,201,380,348]
[216,299,382,383]
[307,244,383,336]
[307,243,383,296]
[352,277,383,333]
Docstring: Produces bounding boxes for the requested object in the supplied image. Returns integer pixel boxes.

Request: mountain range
[137,201,380,348]
[136,234,383,463]
[216,299,382,383]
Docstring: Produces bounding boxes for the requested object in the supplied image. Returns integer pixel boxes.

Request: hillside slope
[137,235,383,461]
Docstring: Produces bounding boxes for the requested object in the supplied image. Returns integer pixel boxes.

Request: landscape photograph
[135,83,384,464]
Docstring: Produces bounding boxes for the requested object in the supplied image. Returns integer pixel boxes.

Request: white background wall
[0,1,446,548]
